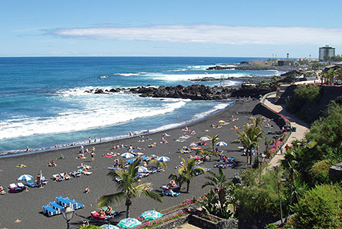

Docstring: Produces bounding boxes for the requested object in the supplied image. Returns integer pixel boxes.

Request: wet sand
[0,100,280,229]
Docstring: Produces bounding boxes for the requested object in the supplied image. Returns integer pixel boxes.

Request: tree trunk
[186,180,190,193]
[277,181,283,224]
[249,149,253,165]
[125,199,132,218]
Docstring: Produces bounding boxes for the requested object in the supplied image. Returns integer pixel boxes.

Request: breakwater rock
[85,84,275,100]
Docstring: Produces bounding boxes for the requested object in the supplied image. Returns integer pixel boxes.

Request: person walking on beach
[91,147,96,162]
[26,146,30,153]
[89,137,91,144]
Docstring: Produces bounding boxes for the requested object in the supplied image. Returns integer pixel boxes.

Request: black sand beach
[0,100,280,229]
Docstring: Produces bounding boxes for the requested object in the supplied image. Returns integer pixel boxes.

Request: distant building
[278,60,294,66]
[319,45,335,60]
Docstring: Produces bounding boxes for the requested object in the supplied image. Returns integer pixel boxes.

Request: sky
[1,0,342,58]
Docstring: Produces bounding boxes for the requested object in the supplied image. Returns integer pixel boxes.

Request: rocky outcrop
[84,84,275,100]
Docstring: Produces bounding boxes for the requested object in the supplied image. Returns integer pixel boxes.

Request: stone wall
[329,162,342,182]
[188,215,238,229]
[252,103,287,128]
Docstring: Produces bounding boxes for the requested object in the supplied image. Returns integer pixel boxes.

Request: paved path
[263,90,310,168]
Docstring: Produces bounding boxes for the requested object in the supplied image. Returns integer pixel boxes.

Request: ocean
[0,57,280,156]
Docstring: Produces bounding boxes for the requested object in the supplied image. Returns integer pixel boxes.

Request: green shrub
[293,84,321,104]
[292,184,342,229]
[309,159,332,184]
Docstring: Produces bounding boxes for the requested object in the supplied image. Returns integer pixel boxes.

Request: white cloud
[54,24,342,46]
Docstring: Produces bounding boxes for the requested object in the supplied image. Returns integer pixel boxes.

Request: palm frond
[98,192,125,207]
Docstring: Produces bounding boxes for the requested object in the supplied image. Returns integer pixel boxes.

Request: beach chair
[9,183,23,193]
[70,171,81,177]
[53,174,64,182]
[26,179,38,187]
[43,205,58,217]
[162,189,180,197]
[68,199,84,209]
[56,196,71,207]
[49,201,64,214]
[17,182,26,191]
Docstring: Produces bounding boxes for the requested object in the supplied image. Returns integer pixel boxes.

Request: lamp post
[62,206,75,229]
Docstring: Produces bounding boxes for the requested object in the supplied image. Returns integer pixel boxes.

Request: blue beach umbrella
[121,152,134,159]
[141,210,163,220]
[141,155,148,161]
[216,141,228,147]
[156,156,170,162]
[126,158,136,164]
[136,166,148,173]
[117,218,142,228]
[17,174,33,182]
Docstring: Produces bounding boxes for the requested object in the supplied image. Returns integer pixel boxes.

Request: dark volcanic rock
[84,83,274,100]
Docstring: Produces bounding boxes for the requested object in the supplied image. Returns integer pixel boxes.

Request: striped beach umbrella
[156,156,170,162]
[121,152,134,159]
[216,141,228,147]
[17,174,33,182]
[136,166,148,173]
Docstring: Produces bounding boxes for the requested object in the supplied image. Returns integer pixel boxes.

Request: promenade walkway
[263,89,310,168]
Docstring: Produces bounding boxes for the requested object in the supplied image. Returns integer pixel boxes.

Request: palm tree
[207,134,220,151]
[201,168,235,218]
[98,157,162,218]
[147,159,167,170]
[178,157,206,192]
[195,148,218,161]
[202,167,228,191]
[168,173,185,190]
[236,119,263,165]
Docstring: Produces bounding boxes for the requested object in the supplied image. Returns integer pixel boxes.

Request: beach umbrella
[216,141,228,147]
[141,155,148,161]
[199,136,210,141]
[17,174,33,182]
[136,166,148,173]
[117,218,142,228]
[141,210,163,221]
[121,152,134,159]
[156,156,170,162]
[189,142,197,147]
[126,159,135,164]
[100,225,119,229]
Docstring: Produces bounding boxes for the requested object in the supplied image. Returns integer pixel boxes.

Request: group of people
[99,206,113,217]
[47,160,57,167]
[78,146,96,161]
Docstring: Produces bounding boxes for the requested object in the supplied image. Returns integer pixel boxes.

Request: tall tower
[319,45,335,60]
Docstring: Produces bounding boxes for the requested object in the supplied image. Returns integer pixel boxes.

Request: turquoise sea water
[0,57,279,156]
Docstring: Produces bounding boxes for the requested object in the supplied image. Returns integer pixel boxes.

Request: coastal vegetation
[169,157,206,193]
[236,116,264,165]
[98,158,162,218]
